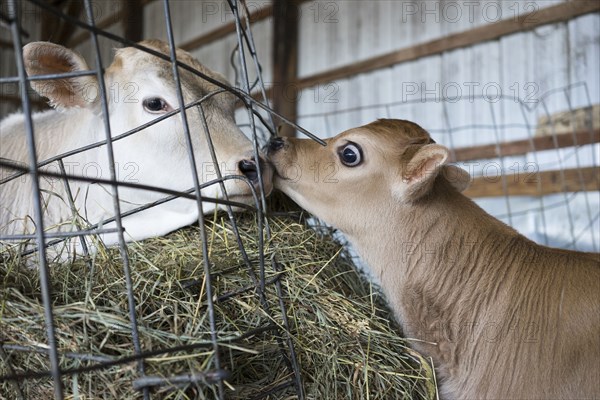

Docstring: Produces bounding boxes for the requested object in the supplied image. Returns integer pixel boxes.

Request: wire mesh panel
[3,2,597,399]
[0,1,324,398]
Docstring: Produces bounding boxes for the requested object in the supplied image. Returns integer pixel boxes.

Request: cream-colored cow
[0,40,272,260]
[268,119,599,399]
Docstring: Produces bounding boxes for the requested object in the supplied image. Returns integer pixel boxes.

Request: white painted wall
[292,2,599,251]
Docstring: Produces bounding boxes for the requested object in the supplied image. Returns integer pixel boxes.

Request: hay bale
[0,211,435,399]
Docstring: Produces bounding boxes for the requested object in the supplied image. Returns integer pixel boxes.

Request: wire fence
[2,1,599,399]
[0,1,322,399]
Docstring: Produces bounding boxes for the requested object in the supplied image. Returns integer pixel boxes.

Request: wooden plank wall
[0,2,43,117]
[295,1,599,138]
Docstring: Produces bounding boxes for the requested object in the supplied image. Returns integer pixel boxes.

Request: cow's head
[267,119,470,235]
[23,40,272,211]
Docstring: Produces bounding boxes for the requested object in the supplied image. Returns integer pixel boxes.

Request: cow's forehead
[107,40,229,96]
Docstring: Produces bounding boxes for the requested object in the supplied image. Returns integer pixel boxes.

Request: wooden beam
[0,39,13,49]
[67,9,127,48]
[296,0,600,90]
[179,4,273,51]
[122,0,144,42]
[464,166,600,198]
[179,0,310,51]
[41,2,57,42]
[41,0,83,45]
[56,1,83,45]
[67,0,154,48]
[271,0,300,137]
[451,129,600,162]
[0,94,48,109]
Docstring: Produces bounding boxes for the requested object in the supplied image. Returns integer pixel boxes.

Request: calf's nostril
[239,158,259,183]
[268,137,285,152]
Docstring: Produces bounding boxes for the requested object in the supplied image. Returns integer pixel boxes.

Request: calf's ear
[23,42,98,109]
[393,144,450,202]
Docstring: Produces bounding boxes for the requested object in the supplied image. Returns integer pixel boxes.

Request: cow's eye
[143,97,170,113]
[339,143,362,167]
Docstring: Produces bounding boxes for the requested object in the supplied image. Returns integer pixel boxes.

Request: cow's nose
[268,137,285,152]
[238,158,259,183]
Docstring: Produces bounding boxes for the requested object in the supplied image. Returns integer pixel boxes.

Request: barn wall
[295,0,598,135]
[288,1,599,251]
[2,0,597,124]
[144,0,273,89]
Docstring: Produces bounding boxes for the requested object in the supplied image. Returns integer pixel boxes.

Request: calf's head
[268,119,470,235]
[23,40,272,207]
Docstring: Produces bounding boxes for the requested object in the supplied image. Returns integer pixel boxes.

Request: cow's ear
[393,144,449,202]
[23,42,98,109]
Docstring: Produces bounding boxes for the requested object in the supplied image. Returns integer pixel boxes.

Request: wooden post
[41,1,82,45]
[122,0,144,43]
[272,0,299,137]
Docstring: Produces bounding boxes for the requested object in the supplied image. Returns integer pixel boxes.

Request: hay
[0,209,435,399]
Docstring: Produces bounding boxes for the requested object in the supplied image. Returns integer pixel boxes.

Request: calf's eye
[143,97,170,113]
[339,143,362,167]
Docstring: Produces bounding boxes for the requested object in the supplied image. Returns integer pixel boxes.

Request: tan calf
[267,119,600,399]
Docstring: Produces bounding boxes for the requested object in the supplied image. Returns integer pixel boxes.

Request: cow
[0,40,272,261]
[267,118,599,399]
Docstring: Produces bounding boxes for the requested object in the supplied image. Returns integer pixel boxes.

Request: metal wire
[0,0,322,399]
[1,2,597,399]
[161,0,224,396]
[5,1,63,398]
[228,1,304,396]
[81,3,149,399]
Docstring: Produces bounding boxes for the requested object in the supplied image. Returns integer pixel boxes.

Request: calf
[268,119,599,399]
[1,40,271,260]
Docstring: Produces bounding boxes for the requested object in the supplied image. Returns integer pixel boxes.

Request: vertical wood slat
[41,1,82,45]
[67,0,154,48]
[122,0,144,42]
[272,0,300,137]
